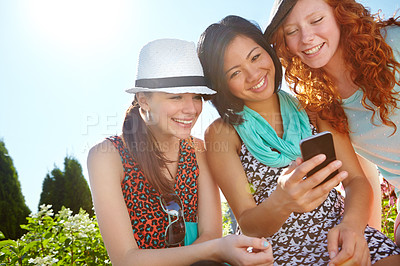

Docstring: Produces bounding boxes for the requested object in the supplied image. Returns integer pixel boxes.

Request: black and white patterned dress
[239,142,400,265]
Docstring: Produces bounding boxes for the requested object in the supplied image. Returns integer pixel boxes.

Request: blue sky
[1,0,399,212]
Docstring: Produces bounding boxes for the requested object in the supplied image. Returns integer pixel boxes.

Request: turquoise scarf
[234,90,312,168]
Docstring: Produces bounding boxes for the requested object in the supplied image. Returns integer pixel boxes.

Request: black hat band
[135,76,207,89]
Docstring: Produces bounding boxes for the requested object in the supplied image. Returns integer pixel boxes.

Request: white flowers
[28,255,58,265]
[29,204,54,219]
[4,205,111,265]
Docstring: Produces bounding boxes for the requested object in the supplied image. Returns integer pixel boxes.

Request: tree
[0,140,31,240]
[39,156,94,216]
[40,168,65,214]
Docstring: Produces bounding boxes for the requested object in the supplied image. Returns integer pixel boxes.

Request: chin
[301,55,331,69]
[304,61,327,69]
[172,131,192,140]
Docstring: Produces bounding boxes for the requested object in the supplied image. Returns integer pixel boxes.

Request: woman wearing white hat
[87,38,273,266]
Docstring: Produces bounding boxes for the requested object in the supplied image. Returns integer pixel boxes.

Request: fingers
[306,171,347,205]
[227,235,274,266]
[277,154,347,213]
[318,170,347,191]
[361,242,372,266]
[302,158,345,191]
[327,227,340,262]
[331,236,355,265]
[282,160,298,175]
[237,235,271,251]
[328,227,371,266]
[288,154,327,183]
[246,241,274,265]
[254,237,272,251]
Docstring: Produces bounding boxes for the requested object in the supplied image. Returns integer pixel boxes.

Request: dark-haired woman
[198,15,400,265]
[87,38,273,266]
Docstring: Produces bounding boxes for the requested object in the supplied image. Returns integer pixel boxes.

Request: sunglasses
[159,193,186,247]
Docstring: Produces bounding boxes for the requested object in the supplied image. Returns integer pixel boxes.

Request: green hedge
[381,178,398,241]
[1,184,397,265]
[0,205,110,265]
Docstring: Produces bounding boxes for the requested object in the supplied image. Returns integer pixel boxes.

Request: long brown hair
[198,15,283,125]
[271,0,400,134]
[122,96,173,194]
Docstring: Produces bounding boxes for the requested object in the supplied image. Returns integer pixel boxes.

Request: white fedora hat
[126,38,216,95]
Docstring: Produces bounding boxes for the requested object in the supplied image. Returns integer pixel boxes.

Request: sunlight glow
[25,0,133,52]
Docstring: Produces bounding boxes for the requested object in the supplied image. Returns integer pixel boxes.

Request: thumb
[283,160,298,175]
[250,237,271,251]
[327,228,339,260]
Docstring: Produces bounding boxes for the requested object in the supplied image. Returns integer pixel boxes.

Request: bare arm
[317,119,373,265]
[204,119,344,237]
[87,140,138,264]
[317,119,372,231]
[357,154,382,231]
[205,119,288,237]
[192,138,222,243]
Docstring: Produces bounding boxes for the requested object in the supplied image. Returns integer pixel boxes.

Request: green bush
[1,182,397,265]
[222,201,234,236]
[0,205,110,265]
[381,178,398,241]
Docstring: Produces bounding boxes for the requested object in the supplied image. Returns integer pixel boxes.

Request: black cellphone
[299,131,339,186]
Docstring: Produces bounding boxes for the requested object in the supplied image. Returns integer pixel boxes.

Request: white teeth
[251,77,265,90]
[304,43,323,55]
[173,119,192,124]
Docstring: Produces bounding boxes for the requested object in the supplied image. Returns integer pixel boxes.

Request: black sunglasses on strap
[159,193,186,246]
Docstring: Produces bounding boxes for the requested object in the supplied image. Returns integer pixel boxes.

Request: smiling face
[223,35,276,106]
[138,92,203,141]
[282,0,341,69]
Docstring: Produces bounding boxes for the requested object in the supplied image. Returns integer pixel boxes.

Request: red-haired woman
[266,0,400,240]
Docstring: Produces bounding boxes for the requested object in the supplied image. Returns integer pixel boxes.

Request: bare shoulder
[88,139,119,161]
[87,138,124,182]
[205,118,241,152]
[205,118,233,135]
[192,137,206,153]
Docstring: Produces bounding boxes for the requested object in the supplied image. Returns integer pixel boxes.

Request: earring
[146,110,152,122]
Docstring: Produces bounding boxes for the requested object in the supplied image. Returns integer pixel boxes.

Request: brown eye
[251,54,260,62]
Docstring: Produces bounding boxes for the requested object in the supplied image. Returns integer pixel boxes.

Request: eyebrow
[225,46,259,75]
[284,11,322,27]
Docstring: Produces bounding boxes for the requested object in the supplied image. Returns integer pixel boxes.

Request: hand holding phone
[300,131,339,186]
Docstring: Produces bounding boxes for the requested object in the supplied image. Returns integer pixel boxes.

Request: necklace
[165,164,176,181]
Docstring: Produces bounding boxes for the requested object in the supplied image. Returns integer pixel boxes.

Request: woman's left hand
[327,222,371,266]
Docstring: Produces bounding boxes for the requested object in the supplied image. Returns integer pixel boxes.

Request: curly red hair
[272,0,400,134]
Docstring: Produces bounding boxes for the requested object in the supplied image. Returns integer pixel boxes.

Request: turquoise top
[342,26,400,189]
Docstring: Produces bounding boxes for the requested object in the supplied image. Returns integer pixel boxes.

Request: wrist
[340,218,366,235]
[209,238,225,263]
[269,189,292,217]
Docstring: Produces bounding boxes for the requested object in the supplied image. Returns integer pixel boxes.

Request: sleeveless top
[107,136,199,249]
[238,141,400,265]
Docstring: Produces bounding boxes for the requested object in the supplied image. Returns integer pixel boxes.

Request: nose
[301,28,314,43]
[182,97,198,114]
[245,63,260,83]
